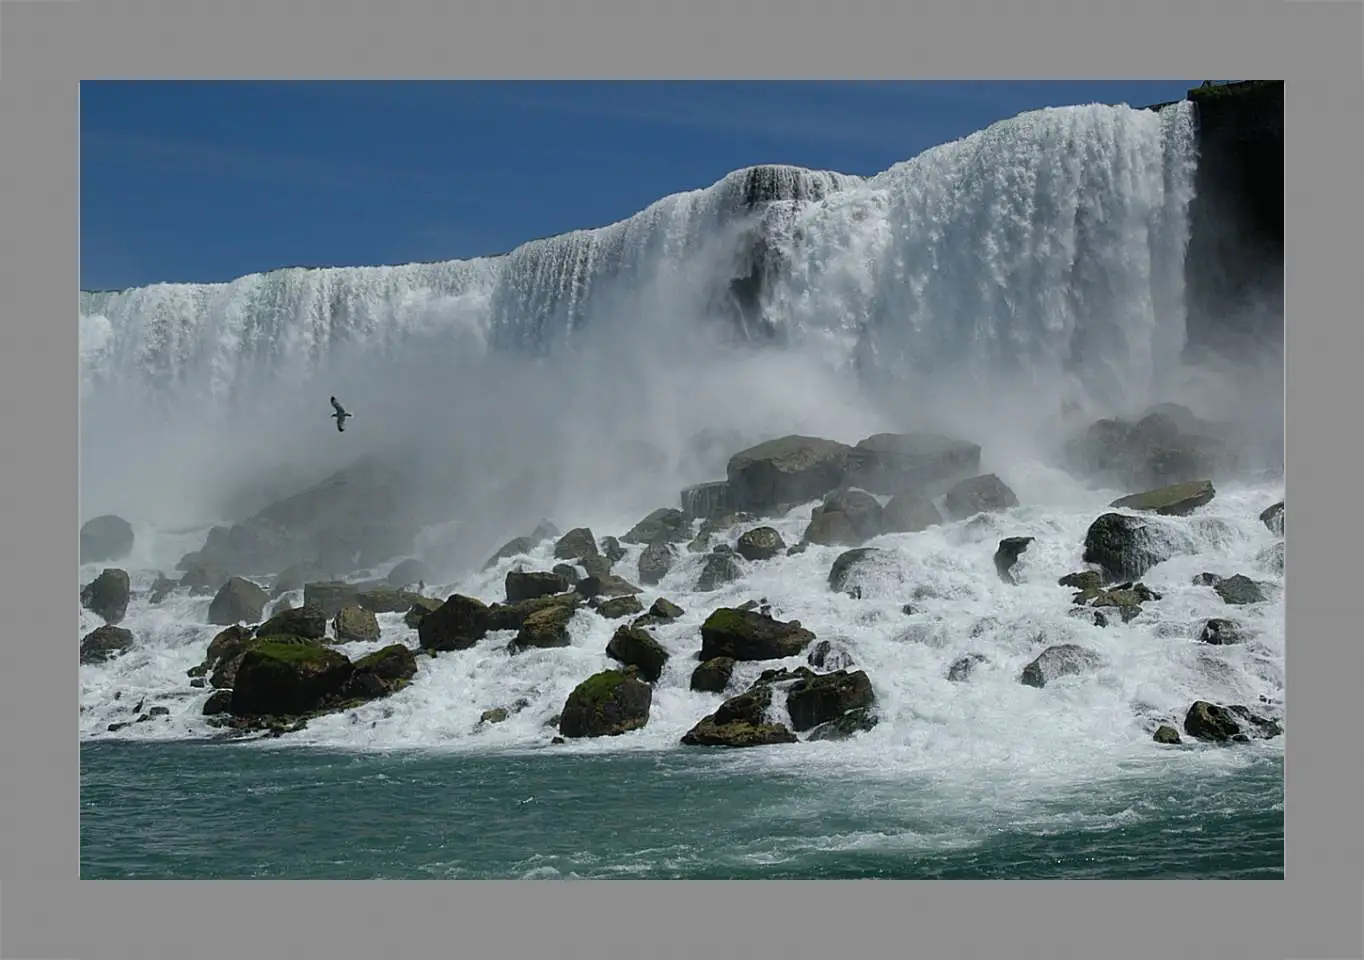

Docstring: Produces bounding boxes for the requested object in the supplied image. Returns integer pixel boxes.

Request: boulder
[594,595,644,620]
[1064,412,1233,490]
[355,586,423,614]
[807,640,855,672]
[483,535,537,570]
[695,552,742,592]
[1109,480,1215,517]
[148,573,179,605]
[622,508,690,545]
[386,558,430,588]
[1020,644,1103,688]
[735,526,786,562]
[638,541,676,586]
[80,568,130,624]
[784,669,876,732]
[417,594,490,652]
[880,492,943,534]
[1260,501,1284,536]
[680,481,732,522]
[202,690,233,716]
[690,657,736,693]
[510,602,578,651]
[552,563,582,585]
[699,608,815,662]
[256,604,328,642]
[228,640,353,717]
[79,624,134,664]
[1183,700,1282,743]
[599,536,626,564]
[803,510,862,547]
[207,577,269,626]
[558,669,653,738]
[1153,725,1182,744]
[947,653,988,682]
[1059,570,1103,592]
[333,604,381,644]
[994,537,1034,584]
[605,625,670,682]
[943,474,1019,520]
[1075,582,1161,624]
[80,515,134,565]
[681,685,798,747]
[302,581,362,618]
[553,528,600,564]
[1214,575,1267,605]
[178,557,231,597]
[1082,513,1171,582]
[805,707,880,741]
[487,593,581,631]
[806,489,883,544]
[403,596,443,629]
[505,569,571,603]
[1197,618,1249,646]
[843,432,981,496]
[827,547,891,595]
[726,435,852,513]
[574,573,643,600]
[342,644,418,700]
[649,597,684,620]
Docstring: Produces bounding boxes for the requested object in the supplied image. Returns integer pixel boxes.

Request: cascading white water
[78,99,1284,797]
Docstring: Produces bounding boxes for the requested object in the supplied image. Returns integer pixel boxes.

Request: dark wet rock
[803,509,862,547]
[700,608,815,662]
[302,581,361,618]
[342,644,418,699]
[256,604,328,642]
[1059,570,1103,592]
[736,526,786,562]
[417,594,490,652]
[333,604,381,644]
[1020,644,1103,688]
[559,669,653,738]
[1109,480,1216,517]
[79,624,134,664]
[687,532,713,554]
[843,432,981,496]
[486,593,582,632]
[1260,501,1284,536]
[947,653,988,682]
[680,480,732,522]
[229,641,353,717]
[1153,724,1182,744]
[1073,581,1162,624]
[510,602,578,651]
[622,508,690,546]
[386,558,431,588]
[827,547,890,594]
[355,586,424,614]
[483,535,537,570]
[606,624,670,682]
[785,669,876,732]
[807,639,855,671]
[811,489,884,543]
[1184,700,1282,743]
[681,685,798,747]
[1064,412,1234,490]
[148,573,179,605]
[178,557,232,597]
[1068,607,1110,628]
[1192,572,1223,587]
[574,573,643,600]
[994,537,1034,584]
[726,435,852,513]
[880,492,943,534]
[943,474,1019,520]
[696,552,743,592]
[208,576,269,626]
[638,541,676,586]
[480,707,509,725]
[594,595,644,620]
[1214,575,1267,605]
[80,568,130,624]
[1198,618,1249,646]
[649,597,684,620]
[202,689,233,716]
[403,596,443,629]
[553,527,600,564]
[805,707,880,741]
[1082,513,1172,582]
[752,665,818,687]
[552,563,582,584]
[786,542,810,556]
[80,514,134,565]
[690,657,736,693]
[505,569,571,603]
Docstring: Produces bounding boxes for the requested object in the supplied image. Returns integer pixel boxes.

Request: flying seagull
[329,396,352,433]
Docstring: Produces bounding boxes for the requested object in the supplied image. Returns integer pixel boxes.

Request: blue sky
[80,80,1200,291]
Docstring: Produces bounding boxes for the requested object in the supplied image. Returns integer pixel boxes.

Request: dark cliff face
[1181,81,1284,360]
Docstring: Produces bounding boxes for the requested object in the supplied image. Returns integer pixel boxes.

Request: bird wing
[330,397,345,415]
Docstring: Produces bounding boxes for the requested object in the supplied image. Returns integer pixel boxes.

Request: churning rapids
[78,100,1284,803]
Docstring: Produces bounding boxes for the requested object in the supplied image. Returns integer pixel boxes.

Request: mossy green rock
[558,669,653,738]
[1109,480,1215,517]
[1153,724,1182,744]
[80,568,130,624]
[418,594,490,652]
[256,604,328,641]
[605,624,669,682]
[680,685,797,747]
[333,604,381,643]
[344,643,418,699]
[700,608,815,662]
[487,593,581,632]
[512,602,578,651]
[229,640,353,717]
